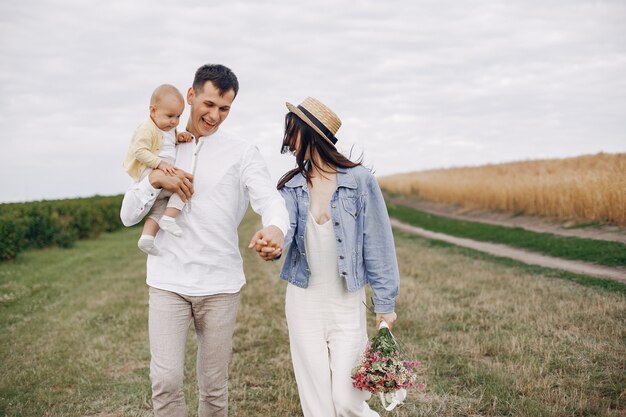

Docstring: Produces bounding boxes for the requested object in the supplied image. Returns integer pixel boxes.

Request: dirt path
[389,197,626,244]
[391,219,626,283]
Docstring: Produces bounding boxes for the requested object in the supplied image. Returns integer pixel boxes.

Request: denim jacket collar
[283,167,358,190]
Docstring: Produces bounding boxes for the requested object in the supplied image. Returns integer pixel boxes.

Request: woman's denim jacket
[278,165,399,313]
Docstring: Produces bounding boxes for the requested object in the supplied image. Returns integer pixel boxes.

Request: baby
[122,84,193,255]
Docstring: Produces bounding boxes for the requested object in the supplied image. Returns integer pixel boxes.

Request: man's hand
[149,168,194,202]
[248,225,284,261]
[157,161,178,176]
[376,312,397,330]
[177,131,194,143]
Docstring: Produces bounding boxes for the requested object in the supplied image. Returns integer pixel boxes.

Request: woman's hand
[376,311,397,330]
[248,226,284,261]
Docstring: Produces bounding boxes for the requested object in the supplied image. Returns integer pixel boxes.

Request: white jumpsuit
[286,211,379,417]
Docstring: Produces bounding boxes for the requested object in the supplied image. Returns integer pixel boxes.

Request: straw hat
[286,97,341,147]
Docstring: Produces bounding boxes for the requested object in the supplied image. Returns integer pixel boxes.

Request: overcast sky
[1,0,624,203]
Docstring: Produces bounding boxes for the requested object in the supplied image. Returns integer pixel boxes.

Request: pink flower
[351,326,422,395]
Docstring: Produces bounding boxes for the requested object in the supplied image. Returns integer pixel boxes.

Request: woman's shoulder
[346,164,372,174]
[344,165,375,183]
[281,170,306,189]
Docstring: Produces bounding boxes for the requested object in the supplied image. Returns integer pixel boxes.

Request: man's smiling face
[186,81,236,138]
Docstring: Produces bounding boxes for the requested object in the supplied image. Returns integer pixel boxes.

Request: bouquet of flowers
[351,320,422,411]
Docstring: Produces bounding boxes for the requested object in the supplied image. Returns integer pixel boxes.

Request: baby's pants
[148,191,184,223]
[138,166,185,223]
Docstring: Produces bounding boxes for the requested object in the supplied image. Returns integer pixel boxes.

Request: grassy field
[1,211,625,416]
[378,153,626,226]
[386,202,626,269]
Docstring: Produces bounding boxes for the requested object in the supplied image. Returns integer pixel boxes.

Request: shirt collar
[337,167,358,189]
[283,167,357,189]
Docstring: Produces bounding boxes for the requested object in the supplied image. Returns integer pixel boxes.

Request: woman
[271,97,400,417]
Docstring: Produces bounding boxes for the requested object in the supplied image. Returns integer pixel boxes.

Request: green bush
[0,215,27,261]
[0,195,124,261]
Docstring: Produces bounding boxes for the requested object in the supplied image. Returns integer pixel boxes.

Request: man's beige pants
[148,287,240,417]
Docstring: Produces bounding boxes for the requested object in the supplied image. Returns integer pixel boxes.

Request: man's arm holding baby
[149,169,194,199]
[156,160,177,176]
[120,169,193,227]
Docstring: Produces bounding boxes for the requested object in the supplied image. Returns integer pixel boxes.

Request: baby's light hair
[150,84,184,107]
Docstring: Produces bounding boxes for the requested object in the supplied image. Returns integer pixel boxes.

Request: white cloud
[0,0,624,202]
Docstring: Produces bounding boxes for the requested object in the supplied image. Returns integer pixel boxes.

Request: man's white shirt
[120,129,290,296]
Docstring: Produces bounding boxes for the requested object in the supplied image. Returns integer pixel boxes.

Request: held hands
[177,131,194,143]
[157,161,178,176]
[248,225,284,261]
[148,168,194,202]
[376,311,397,330]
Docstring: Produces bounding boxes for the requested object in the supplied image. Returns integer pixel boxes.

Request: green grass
[387,202,626,268]
[0,227,152,416]
[1,211,625,416]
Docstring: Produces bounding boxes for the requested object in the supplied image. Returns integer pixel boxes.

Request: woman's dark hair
[193,64,239,97]
[277,112,362,189]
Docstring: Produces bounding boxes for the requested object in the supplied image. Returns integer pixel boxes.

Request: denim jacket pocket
[340,196,361,219]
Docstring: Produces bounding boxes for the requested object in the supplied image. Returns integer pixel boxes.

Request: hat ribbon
[297,105,338,145]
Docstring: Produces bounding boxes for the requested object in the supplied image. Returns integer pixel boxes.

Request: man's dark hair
[193,64,239,97]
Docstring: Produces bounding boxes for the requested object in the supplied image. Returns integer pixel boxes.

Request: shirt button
[337,238,342,242]
[339,255,344,260]
[341,271,347,276]
[331,204,337,208]
[334,221,340,226]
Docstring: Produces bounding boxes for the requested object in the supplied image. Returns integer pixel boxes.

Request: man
[120,64,287,417]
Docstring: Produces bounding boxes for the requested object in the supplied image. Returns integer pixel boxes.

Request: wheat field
[378,153,626,227]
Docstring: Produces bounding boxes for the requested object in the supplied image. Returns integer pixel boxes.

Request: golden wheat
[378,152,626,226]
